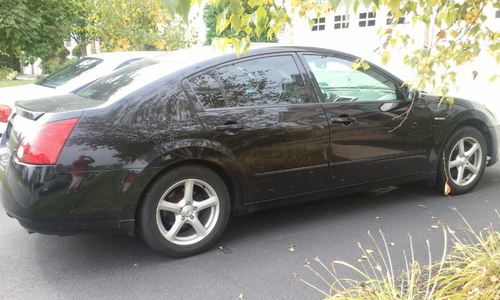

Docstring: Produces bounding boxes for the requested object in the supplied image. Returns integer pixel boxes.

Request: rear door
[185,53,331,203]
[300,53,434,188]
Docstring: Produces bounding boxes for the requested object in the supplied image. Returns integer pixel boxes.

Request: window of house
[216,56,310,108]
[304,55,398,102]
[311,17,326,31]
[359,12,376,27]
[64,38,72,48]
[189,71,226,109]
[333,15,349,29]
[386,12,405,25]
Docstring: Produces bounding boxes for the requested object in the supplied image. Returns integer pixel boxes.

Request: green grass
[0,80,36,88]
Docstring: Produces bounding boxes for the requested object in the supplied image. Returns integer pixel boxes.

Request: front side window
[359,12,376,27]
[217,55,310,108]
[304,55,398,102]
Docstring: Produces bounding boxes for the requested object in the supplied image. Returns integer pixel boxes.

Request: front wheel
[139,165,230,257]
[437,126,487,195]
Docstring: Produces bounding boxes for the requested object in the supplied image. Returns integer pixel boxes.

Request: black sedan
[1,46,498,257]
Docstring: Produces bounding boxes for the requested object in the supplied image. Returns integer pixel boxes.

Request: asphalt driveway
[1,165,499,299]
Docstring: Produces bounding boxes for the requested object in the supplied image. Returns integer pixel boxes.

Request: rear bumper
[0,155,125,235]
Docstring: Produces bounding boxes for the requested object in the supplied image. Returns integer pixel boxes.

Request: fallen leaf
[288,244,296,252]
[361,255,368,260]
[375,265,382,272]
[472,70,478,80]
[238,293,244,300]
[431,216,437,219]
[444,182,451,196]
[431,225,439,229]
[389,242,395,246]
[376,216,382,219]
[417,204,427,209]
[366,249,374,254]
[218,245,232,254]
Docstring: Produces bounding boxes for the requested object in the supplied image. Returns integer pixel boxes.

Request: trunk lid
[2,94,101,156]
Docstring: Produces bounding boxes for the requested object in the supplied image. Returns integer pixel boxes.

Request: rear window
[37,57,103,88]
[76,59,185,102]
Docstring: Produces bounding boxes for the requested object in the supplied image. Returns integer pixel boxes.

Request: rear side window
[217,55,310,108]
[189,71,225,109]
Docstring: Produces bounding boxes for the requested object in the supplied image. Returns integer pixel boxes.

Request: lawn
[0,80,36,88]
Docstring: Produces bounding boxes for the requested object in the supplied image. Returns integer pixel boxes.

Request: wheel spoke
[465,143,479,157]
[465,163,478,174]
[194,196,218,211]
[458,140,465,156]
[449,159,461,168]
[189,217,208,237]
[183,179,195,204]
[456,165,465,185]
[158,200,181,213]
[165,216,185,241]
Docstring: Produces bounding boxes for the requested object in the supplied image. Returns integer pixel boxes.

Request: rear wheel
[437,126,487,195]
[139,165,230,257]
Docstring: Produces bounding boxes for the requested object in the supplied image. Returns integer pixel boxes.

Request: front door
[186,54,331,203]
[301,53,434,188]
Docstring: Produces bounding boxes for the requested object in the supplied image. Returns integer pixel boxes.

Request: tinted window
[304,55,398,102]
[189,71,225,109]
[37,57,103,88]
[217,56,309,108]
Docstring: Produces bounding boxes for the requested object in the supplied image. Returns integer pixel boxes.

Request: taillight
[17,118,79,165]
[0,105,12,123]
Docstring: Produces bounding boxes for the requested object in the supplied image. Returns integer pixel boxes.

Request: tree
[165,0,499,99]
[86,0,193,52]
[203,0,278,45]
[0,0,79,61]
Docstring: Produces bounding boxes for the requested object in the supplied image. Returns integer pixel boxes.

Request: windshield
[37,57,104,88]
[76,59,185,102]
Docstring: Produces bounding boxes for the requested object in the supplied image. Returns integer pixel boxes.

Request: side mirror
[401,86,419,102]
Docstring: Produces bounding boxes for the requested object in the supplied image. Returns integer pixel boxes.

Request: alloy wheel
[156,179,220,246]
[448,137,483,187]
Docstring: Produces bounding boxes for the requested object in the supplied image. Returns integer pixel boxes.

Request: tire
[139,165,230,257]
[437,126,487,195]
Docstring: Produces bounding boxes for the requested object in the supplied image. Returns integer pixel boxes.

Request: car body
[1,46,498,256]
[0,51,166,134]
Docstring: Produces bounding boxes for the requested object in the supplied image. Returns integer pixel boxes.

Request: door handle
[213,123,244,133]
[331,116,356,125]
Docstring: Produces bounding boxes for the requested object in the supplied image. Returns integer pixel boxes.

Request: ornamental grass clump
[297,210,500,299]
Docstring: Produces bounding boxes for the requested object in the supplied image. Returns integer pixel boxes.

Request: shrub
[41,57,76,75]
[0,67,18,80]
[71,43,87,58]
[297,210,500,299]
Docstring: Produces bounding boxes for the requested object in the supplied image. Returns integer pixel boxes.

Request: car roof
[148,44,403,85]
[150,44,355,67]
[87,51,168,61]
